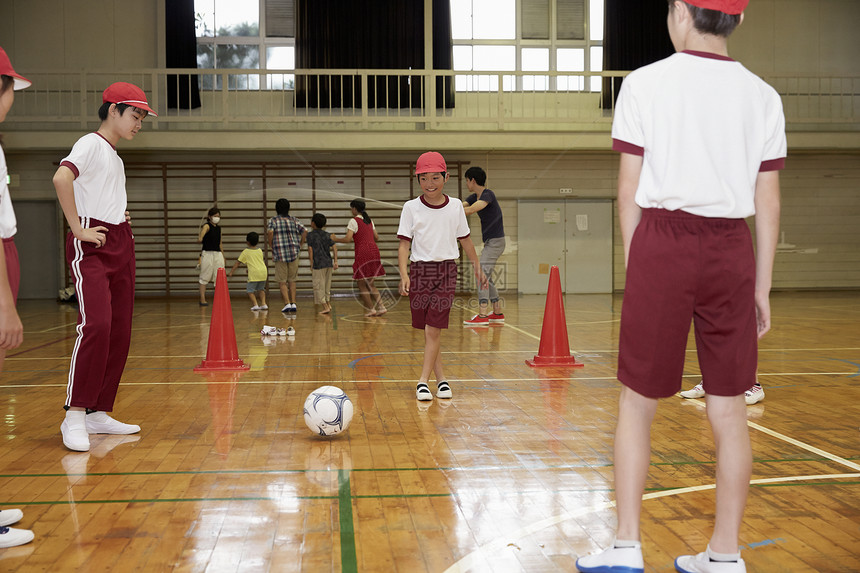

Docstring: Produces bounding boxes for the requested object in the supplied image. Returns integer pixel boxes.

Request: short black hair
[246,231,259,246]
[275,198,290,216]
[311,213,327,228]
[207,205,220,218]
[669,0,742,37]
[97,102,146,121]
[464,166,487,186]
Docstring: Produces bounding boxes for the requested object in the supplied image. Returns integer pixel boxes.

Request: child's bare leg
[259,290,267,307]
[614,385,658,542]
[248,292,258,307]
[199,283,207,304]
[369,279,386,313]
[419,326,442,383]
[357,279,374,315]
[706,393,751,553]
[432,344,445,382]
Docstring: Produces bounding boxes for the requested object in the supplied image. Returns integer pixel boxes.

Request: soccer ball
[303,386,354,437]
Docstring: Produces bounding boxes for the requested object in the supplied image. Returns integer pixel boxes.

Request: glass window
[451,0,604,93]
[196,0,294,90]
[473,46,516,71]
[453,46,473,71]
[450,0,473,39]
[589,0,604,41]
[590,46,603,92]
[472,0,516,39]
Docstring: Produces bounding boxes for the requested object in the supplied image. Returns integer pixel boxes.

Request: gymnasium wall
[5,149,859,293]
[0,0,858,293]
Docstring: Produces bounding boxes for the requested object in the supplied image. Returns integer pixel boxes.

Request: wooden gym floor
[0,289,858,572]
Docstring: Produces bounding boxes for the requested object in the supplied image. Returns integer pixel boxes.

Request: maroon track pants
[65,218,135,411]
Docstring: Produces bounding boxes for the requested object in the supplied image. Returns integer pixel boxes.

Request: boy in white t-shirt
[397,152,486,401]
[576,1,785,572]
[53,82,157,452]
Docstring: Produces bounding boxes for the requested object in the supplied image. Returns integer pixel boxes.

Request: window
[195,0,295,90]
[450,0,604,92]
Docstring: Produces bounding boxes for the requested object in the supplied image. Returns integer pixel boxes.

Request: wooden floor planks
[0,291,858,571]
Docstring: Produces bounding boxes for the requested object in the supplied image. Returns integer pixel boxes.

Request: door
[14,200,61,299]
[517,199,613,294]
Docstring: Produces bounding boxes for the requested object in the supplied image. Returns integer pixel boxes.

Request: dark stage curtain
[295,0,453,109]
[603,0,674,108]
[166,0,202,109]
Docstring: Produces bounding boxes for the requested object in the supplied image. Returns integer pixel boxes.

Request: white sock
[707,545,740,562]
[613,539,641,549]
[65,410,86,424]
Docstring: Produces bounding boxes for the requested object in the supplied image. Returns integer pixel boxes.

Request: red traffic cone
[194,267,250,372]
[526,266,583,368]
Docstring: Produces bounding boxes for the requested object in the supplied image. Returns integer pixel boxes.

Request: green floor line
[338,469,358,573]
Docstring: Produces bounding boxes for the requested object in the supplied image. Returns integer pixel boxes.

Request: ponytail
[350,199,371,224]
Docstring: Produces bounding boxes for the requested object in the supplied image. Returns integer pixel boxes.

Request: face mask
[211,216,221,224]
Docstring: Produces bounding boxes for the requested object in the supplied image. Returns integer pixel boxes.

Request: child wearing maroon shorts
[397,152,486,401]
[53,82,157,452]
[576,1,785,573]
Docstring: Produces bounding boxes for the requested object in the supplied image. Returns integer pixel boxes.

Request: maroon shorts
[618,209,758,398]
[409,260,457,330]
[3,237,20,301]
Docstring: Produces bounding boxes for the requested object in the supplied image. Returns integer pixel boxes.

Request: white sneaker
[680,381,705,399]
[0,509,23,527]
[576,544,644,573]
[275,328,288,336]
[744,385,765,405]
[436,381,452,399]
[281,304,290,313]
[286,326,295,336]
[261,325,278,335]
[259,305,268,310]
[86,412,140,435]
[61,417,90,452]
[251,305,261,311]
[675,550,746,573]
[0,526,34,548]
[416,383,433,401]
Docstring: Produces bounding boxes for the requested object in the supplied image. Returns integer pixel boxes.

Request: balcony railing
[5,68,859,132]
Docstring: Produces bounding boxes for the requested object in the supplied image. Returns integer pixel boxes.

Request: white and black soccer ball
[303,386,354,437]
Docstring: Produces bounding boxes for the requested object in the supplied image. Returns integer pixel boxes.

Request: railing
[5,68,859,132]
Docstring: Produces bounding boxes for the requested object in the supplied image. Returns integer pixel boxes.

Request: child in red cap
[576,1,785,572]
[52,82,157,452]
[397,152,486,401]
[0,45,35,549]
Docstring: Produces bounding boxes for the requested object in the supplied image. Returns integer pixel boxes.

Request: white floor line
[443,472,860,573]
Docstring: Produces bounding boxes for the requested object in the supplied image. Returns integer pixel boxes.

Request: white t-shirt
[612,51,787,219]
[60,132,128,224]
[346,217,375,234]
[397,195,470,262]
[0,148,17,239]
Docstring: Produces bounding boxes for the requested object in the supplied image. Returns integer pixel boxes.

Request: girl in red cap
[397,152,487,401]
[0,46,35,549]
[52,82,157,452]
[576,1,783,572]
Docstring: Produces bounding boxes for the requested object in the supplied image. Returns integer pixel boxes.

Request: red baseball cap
[0,47,32,90]
[102,82,158,117]
[415,151,447,175]
[684,0,748,15]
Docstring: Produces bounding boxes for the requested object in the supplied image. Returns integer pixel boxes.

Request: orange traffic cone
[526,265,583,368]
[194,267,250,372]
